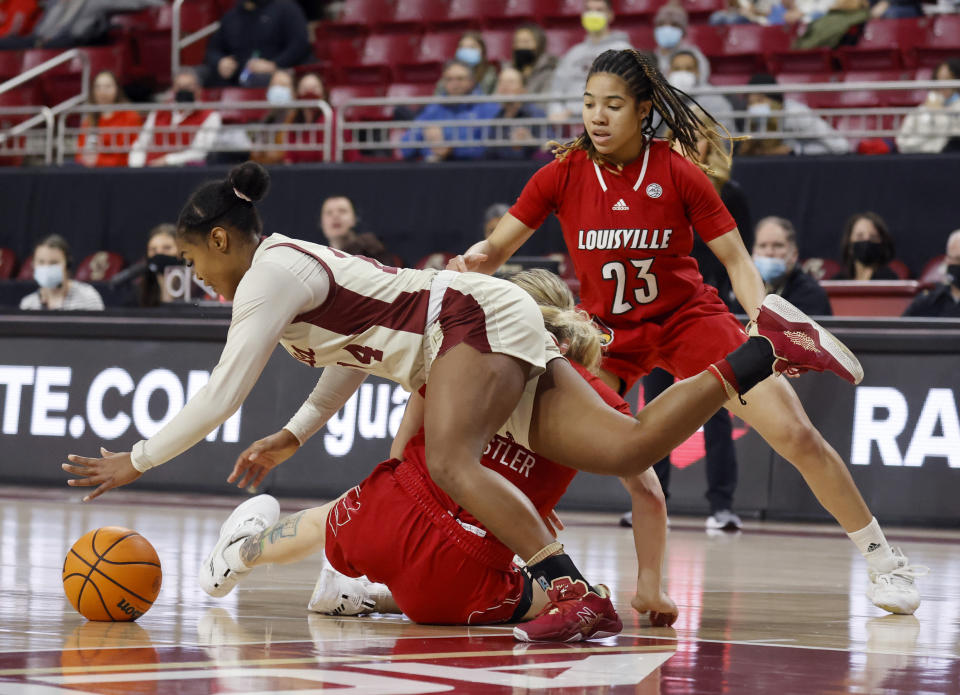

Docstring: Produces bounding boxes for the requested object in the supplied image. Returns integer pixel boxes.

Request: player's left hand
[543,508,564,537]
[62,448,142,502]
[446,253,488,273]
[631,590,679,628]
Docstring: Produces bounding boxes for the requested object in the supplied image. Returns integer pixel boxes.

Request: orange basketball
[62,527,162,622]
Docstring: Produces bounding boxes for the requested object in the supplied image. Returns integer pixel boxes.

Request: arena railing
[334,78,960,162]
[54,99,333,165]
[0,48,90,164]
[171,0,221,81]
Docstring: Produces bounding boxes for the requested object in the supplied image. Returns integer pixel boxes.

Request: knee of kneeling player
[423,451,472,493]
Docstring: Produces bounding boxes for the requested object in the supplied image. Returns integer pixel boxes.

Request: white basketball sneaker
[866,548,928,615]
[308,567,385,616]
[199,494,280,598]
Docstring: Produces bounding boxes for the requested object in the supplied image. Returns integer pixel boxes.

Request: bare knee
[621,470,666,514]
[778,420,829,467]
[424,447,474,494]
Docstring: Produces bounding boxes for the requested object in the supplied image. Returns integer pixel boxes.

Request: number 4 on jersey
[344,343,384,365]
[601,259,659,314]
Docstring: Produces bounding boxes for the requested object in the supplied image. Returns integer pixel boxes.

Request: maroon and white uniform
[509,141,747,388]
[131,234,556,472]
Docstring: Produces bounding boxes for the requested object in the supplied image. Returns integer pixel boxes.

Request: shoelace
[883,563,930,585]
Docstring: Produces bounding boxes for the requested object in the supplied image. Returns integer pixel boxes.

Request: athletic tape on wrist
[525,541,564,567]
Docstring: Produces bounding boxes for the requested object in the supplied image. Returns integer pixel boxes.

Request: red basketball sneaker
[750,294,864,384]
[513,578,622,643]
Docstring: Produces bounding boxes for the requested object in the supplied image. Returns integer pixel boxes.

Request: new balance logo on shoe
[612,198,629,211]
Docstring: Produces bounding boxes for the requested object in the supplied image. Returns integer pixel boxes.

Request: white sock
[848,517,897,573]
[223,538,251,572]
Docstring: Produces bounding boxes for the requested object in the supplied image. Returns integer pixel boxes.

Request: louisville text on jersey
[577,228,674,251]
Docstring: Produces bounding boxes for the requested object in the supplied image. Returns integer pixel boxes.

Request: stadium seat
[613,0,661,20]
[0,248,17,280]
[483,29,515,63]
[384,0,447,31]
[440,0,501,29]
[16,257,32,281]
[136,2,218,84]
[484,0,541,26]
[21,45,129,106]
[0,84,42,108]
[807,89,882,109]
[540,0,584,27]
[397,31,461,83]
[329,84,389,121]
[768,45,832,74]
[328,0,392,35]
[338,33,420,84]
[0,50,23,82]
[776,73,834,106]
[684,0,725,23]
[386,82,435,116]
[685,25,727,60]
[75,251,124,283]
[543,27,584,56]
[315,36,365,68]
[712,24,793,75]
[620,21,655,52]
[843,70,921,106]
[888,259,911,280]
[216,87,268,124]
[919,254,946,286]
[913,14,960,69]
[836,18,928,71]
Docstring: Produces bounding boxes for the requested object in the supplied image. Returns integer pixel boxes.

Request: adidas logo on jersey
[611,198,629,211]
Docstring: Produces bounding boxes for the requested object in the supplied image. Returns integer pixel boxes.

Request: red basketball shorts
[324,460,530,625]
[599,283,748,391]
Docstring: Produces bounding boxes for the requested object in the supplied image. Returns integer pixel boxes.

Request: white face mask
[267,84,293,105]
[748,102,772,116]
[668,70,697,91]
[34,263,64,289]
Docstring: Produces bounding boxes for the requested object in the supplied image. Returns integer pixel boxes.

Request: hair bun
[227,161,270,203]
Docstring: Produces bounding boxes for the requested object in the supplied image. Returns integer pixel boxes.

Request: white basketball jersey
[257,234,438,392]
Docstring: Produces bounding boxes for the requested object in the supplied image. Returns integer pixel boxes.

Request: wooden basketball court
[1,487,957,694]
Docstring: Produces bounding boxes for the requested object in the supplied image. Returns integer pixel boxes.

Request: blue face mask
[455,46,482,67]
[266,84,292,105]
[34,263,64,289]
[947,92,960,106]
[754,256,787,284]
[654,25,683,49]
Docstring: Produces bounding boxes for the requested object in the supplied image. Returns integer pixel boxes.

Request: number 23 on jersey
[601,259,659,315]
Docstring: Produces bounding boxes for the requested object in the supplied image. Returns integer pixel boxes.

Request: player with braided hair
[452,48,927,616]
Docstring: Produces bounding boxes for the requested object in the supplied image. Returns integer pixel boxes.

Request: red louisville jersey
[403,360,632,536]
[510,141,736,325]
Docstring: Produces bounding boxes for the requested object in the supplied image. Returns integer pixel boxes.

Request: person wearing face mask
[837,212,898,281]
[128,67,222,167]
[509,23,557,95]
[666,51,734,136]
[203,0,310,87]
[653,3,710,82]
[436,31,498,96]
[19,235,104,311]
[729,217,833,315]
[739,72,850,156]
[896,58,960,155]
[252,69,299,166]
[547,0,633,120]
[903,230,960,318]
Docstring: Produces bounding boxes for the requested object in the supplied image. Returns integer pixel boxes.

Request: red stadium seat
[216,87,268,124]
[0,84,42,107]
[888,259,911,280]
[315,36,366,67]
[386,82,435,116]
[135,2,217,84]
[919,255,946,285]
[0,50,23,82]
[16,257,33,281]
[711,25,792,75]
[484,0,542,26]
[328,0,393,35]
[837,18,928,71]
[540,0,584,27]
[21,45,129,106]
[621,20,654,52]
[613,0,661,20]
[339,33,420,84]
[843,70,921,106]
[384,0,447,30]
[483,29,516,63]
[441,0,503,29]
[685,0,725,23]
[0,248,17,280]
[544,27,584,56]
[708,73,752,86]
[685,24,727,59]
[397,30,460,83]
[329,84,388,121]
[913,14,960,69]
[75,251,125,283]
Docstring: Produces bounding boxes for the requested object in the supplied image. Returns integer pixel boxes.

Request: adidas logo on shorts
[612,198,629,211]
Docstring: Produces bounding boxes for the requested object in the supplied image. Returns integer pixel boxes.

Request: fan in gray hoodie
[546,0,634,119]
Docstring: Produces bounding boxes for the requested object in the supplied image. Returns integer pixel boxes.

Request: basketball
[62,527,162,622]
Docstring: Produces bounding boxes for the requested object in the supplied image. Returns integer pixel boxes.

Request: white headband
[233,187,252,202]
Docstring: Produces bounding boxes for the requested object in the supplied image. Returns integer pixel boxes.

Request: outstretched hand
[228,428,300,489]
[446,253,488,273]
[543,508,565,537]
[62,448,142,502]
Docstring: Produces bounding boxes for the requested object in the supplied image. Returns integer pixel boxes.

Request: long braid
[552,48,736,176]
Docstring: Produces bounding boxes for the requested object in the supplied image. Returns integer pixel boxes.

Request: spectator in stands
[318,195,394,265]
[739,73,850,155]
[0,0,41,38]
[653,3,710,81]
[903,230,960,317]
[837,211,898,280]
[487,67,548,161]
[667,50,734,135]
[0,0,161,49]
[19,234,104,311]
[400,60,500,162]
[483,203,510,239]
[204,0,310,87]
[437,31,498,96]
[251,69,299,165]
[129,67,222,168]
[510,23,557,94]
[76,70,142,168]
[547,0,633,120]
[896,58,960,155]
[746,217,832,314]
[139,223,179,307]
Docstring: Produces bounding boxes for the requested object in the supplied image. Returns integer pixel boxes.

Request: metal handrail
[55,99,334,164]
[172,0,221,79]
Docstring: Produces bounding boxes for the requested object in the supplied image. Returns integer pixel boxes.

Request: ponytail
[177,161,271,241]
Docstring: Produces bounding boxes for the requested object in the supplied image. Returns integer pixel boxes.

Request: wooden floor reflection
[0,487,958,694]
